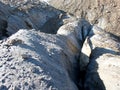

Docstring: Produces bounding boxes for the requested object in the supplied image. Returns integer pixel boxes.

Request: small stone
[2,79,5,83]
[24,82,28,86]
[21,54,30,59]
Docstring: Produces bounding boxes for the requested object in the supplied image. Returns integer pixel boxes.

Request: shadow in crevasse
[78,48,106,90]
[77,22,104,89]
[83,47,119,90]
[84,59,106,90]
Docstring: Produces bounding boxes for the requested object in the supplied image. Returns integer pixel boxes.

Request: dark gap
[81,26,85,42]
[74,53,87,90]
[24,21,33,29]
[78,52,89,90]
[79,70,86,90]
[0,19,9,40]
